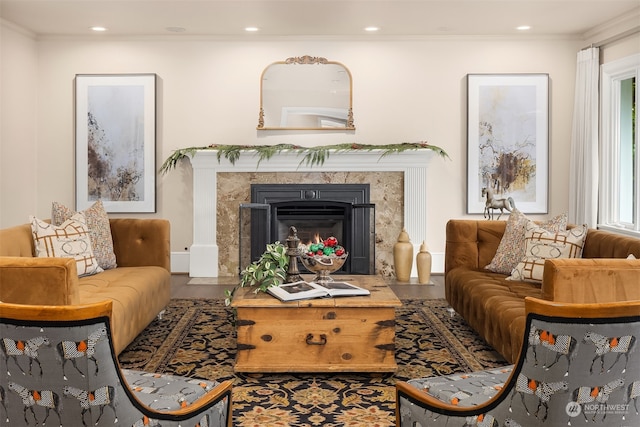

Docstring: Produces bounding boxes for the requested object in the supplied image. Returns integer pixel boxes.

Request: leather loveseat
[0,218,171,354]
[444,219,640,363]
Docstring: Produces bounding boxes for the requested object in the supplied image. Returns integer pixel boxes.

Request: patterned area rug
[119,299,508,426]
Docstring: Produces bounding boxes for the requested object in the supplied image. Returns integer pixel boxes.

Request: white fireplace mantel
[189,149,432,277]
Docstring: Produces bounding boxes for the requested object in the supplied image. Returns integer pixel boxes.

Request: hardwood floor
[170,273,446,300]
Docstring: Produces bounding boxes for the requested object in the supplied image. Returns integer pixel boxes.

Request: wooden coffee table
[231,275,402,373]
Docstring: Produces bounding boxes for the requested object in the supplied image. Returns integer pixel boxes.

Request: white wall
[0,22,38,226]
[2,32,587,270]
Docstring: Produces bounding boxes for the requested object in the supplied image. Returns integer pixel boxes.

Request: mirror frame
[257,55,355,131]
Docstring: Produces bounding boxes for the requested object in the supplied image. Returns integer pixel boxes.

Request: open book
[267,280,371,302]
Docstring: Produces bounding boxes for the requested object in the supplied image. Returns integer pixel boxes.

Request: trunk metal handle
[305,333,327,346]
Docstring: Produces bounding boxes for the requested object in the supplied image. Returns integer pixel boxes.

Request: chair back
[397,297,640,426]
[0,300,232,426]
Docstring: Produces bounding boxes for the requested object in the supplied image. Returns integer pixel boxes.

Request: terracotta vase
[393,228,413,282]
[416,241,432,284]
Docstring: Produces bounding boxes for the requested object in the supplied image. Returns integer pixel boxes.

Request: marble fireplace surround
[189,149,431,277]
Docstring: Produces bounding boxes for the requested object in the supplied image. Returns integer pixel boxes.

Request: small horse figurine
[482,186,516,220]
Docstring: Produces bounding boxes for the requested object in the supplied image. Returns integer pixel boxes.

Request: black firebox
[239,184,375,275]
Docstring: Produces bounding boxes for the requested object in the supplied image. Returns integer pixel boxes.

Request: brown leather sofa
[444,219,640,363]
[0,218,171,354]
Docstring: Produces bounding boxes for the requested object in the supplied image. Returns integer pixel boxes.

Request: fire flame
[302,233,323,246]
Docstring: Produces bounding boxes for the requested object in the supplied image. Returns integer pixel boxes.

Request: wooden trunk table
[231,275,402,373]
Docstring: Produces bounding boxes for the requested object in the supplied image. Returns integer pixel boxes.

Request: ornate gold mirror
[258,56,354,130]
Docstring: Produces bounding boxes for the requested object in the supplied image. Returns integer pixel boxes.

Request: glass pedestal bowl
[299,252,348,284]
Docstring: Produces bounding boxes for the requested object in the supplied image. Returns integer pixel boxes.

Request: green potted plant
[224,241,289,306]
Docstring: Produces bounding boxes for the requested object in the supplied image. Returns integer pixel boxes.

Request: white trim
[170,252,190,274]
[599,53,640,232]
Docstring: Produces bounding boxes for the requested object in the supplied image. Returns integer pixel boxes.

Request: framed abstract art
[75,74,157,213]
[467,73,549,215]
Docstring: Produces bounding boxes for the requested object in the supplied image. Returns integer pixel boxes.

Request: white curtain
[568,47,599,227]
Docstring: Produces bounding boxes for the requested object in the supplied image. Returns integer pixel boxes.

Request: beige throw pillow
[52,200,117,269]
[507,223,588,283]
[485,209,568,275]
[30,213,103,277]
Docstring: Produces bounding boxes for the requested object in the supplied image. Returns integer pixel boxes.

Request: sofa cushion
[507,223,587,283]
[30,213,103,277]
[445,267,541,363]
[78,266,170,354]
[122,369,222,409]
[485,210,567,274]
[407,366,513,407]
[52,200,117,270]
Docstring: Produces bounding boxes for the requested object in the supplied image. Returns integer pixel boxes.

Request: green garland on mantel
[160,142,449,174]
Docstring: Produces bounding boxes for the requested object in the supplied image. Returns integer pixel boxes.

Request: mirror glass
[258,56,354,130]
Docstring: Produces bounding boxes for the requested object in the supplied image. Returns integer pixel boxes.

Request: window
[600,54,640,236]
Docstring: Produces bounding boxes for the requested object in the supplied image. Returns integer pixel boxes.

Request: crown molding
[32,32,583,44]
[582,7,640,47]
[1,19,36,39]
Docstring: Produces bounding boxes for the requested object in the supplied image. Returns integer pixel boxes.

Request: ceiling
[1,0,638,38]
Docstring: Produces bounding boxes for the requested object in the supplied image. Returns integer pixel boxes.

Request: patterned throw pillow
[485,209,568,274]
[30,213,103,277]
[507,223,588,283]
[51,200,117,270]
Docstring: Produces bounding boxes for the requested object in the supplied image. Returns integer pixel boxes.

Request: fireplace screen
[239,184,375,276]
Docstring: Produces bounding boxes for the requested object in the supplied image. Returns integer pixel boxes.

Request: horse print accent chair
[396,297,640,427]
[0,300,233,427]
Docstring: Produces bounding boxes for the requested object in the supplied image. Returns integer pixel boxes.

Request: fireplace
[241,184,375,275]
[188,149,431,277]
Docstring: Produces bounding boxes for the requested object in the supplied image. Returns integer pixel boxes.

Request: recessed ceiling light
[245,27,260,32]
[516,25,531,31]
[364,26,380,32]
[90,26,107,32]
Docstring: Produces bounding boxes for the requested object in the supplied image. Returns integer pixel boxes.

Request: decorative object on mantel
[393,228,413,282]
[224,241,289,306]
[160,142,450,174]
[416,241,432,284]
